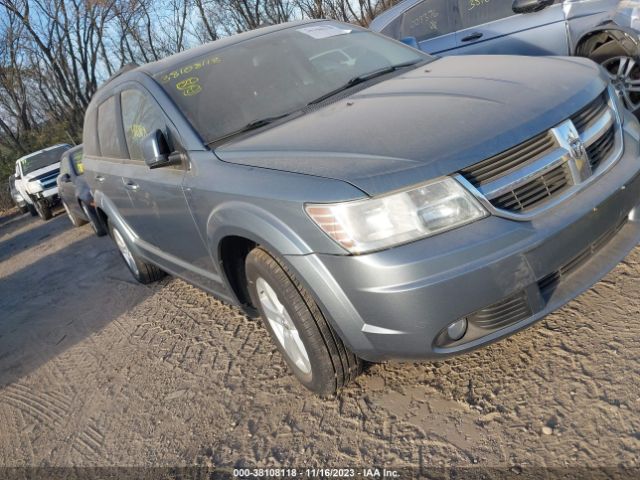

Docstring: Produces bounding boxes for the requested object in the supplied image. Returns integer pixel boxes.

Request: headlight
[306,177,488,254]
[26,181,43,194]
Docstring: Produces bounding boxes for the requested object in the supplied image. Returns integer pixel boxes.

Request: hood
[216,55,609,196]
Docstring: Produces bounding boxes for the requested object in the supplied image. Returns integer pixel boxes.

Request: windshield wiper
[209,112,293,144]
[307,60,422,106]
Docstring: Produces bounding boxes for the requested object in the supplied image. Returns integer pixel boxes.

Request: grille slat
[587,125,615,171]
[461,132,555,187]
[571,93,608,132]
[491,164,571,213]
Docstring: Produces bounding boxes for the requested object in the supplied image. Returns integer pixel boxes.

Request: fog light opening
[447,318,468,341]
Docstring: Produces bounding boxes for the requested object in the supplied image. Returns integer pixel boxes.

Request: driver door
[117,87,214,276]
[454,0,568,56]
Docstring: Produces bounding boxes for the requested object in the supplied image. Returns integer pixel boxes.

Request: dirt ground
[0,207,639,472]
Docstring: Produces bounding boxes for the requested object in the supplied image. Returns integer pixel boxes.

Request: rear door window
[121,89,168,162]
[458,0,516,29]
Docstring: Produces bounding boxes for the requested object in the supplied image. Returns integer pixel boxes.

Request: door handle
[124,180,139,191]
[95,175,105,183]
[462,32,483,42]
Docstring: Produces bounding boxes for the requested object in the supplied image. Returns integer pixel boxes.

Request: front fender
[206,201,315,264]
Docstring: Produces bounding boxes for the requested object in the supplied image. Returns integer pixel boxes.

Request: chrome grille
[461,131,556,187]
[468,291,532,330]
[587,125,615,172]
[571,92,608,132]
[490,163,571,213]
[458,89,621,217]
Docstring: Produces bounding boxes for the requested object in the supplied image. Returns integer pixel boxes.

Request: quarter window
[59,156,71,176]
[458,0,516,29]
[121,89,167,162]
[97,96,127,158]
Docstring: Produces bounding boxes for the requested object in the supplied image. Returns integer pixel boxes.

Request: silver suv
[83,20,640,395]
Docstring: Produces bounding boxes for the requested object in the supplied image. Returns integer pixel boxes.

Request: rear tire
[63,200,87,227]
[109,222,165,284]
[245,247,362,396]
[81,202,107,237]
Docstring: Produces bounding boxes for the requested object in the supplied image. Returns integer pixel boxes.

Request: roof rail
[104,63,140,85]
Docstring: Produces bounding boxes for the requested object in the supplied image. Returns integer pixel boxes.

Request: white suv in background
[15,144,70,220]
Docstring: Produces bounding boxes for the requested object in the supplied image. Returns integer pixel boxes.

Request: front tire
[81,202,107,237]
[62,200,87,227]
[28,203,37,217]
[109,222,165,284]
[34,200,52,220]
[245,247,362,396]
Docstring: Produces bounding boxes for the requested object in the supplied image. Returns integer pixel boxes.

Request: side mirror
[512,0,553,14]
[400,36,419,50]
[141,129,182,169]
[60,173,71,183]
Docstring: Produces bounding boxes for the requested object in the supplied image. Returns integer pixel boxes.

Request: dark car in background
[370,0,640,113]
[82,19,640,395]
[57,145,106,236]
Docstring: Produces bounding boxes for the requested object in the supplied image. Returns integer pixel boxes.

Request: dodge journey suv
[84,20,640,395]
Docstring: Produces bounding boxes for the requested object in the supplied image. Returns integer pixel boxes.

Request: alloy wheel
[256,277,312,375]
[602,56,640,112]
[112,227,139,276]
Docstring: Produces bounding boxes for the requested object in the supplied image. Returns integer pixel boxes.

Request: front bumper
[286,113,640,362]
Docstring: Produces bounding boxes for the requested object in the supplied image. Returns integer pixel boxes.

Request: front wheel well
[219,236,258,315]
[574,28,637,60]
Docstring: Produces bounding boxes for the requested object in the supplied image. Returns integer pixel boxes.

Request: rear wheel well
[219,236,258,315]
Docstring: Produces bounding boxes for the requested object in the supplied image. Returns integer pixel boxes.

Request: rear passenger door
[454,0,568,56]
[119,86,213,274]
[380,0,458,54]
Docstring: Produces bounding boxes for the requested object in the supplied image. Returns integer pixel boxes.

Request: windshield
[20,145,69,174]
[155,22,428,144]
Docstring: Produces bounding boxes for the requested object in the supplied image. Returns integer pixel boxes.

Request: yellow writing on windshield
[176,77,202,96]
[161,56,221,83]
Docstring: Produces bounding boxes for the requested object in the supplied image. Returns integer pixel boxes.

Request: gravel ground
[0,209,639,473]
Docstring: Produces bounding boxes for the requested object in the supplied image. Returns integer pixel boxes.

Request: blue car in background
[370,0,640,112]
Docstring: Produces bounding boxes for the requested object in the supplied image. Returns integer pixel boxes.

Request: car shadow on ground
[0,216,153,388]
[0,210,69,264]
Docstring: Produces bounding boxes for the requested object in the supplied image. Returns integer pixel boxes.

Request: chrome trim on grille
[456,87,624,221]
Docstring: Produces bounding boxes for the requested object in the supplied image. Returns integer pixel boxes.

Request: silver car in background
[371,0,640,112]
